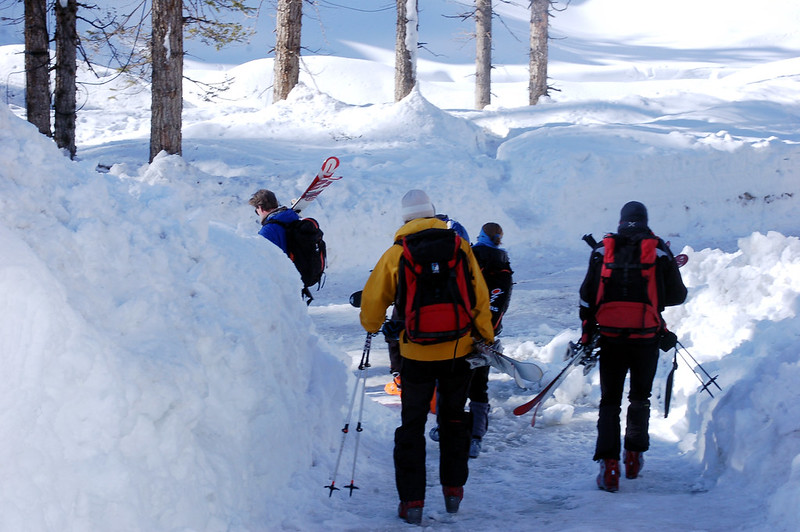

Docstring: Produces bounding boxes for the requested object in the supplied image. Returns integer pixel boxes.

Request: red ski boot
[597,459,620,492]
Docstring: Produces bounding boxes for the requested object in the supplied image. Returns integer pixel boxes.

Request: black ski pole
[676,340,721,398]
[326,332,374,496]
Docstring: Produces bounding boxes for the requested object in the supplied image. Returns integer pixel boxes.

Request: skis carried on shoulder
[513,334,600,426]
[291,156,341,214]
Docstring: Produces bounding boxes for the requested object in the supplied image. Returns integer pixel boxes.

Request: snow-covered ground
[0,0,799,530]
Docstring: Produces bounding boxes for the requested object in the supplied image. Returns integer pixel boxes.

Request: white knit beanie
[401,189,435,222]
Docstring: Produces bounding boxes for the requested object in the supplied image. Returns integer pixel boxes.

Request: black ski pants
[394,356,472,502]
[468,365,490,404]
[593,339,660,461]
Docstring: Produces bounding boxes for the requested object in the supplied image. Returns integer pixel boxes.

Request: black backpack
[268,218,326,304]
[395,228,476,345]
[472,245,513,333]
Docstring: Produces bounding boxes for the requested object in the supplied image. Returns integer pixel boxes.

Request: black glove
[580,320,597,345]
[659,330,678,351]
[382,320,404,341]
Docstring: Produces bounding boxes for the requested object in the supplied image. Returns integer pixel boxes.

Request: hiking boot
[442,486,463,514]
[597,459,620,492]
[398,500,424,525]
[429,425,440,442]
[624,450,645,479]
[469,438,482,459]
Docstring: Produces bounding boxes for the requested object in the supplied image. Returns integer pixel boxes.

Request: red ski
[513,335,599,426]
[291,156,342,214]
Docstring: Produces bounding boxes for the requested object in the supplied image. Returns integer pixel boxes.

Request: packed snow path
[308,258,763,531]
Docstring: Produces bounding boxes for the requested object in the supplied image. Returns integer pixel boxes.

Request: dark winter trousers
[395,356,472,502]
[593,339,660,461]
[468,365,490,439]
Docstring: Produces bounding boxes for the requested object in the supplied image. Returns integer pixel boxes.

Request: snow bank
[670,233,800,531]
[0,103,348,530]
[496,129,799,253]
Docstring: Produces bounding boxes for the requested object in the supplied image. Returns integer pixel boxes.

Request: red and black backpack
[395,228,476,345]
[594,233,663,339]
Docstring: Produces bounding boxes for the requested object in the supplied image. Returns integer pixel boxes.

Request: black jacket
[579,227,687,339]
[472,243,513,331]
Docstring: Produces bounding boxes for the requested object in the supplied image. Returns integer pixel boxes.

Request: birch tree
[395,0,417,102]
[529,0,549,105]
[475,0,492,109]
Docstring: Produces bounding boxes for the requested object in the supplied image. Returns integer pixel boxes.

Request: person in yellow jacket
[360,189,495,525]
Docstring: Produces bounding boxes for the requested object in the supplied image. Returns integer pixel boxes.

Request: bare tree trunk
[394,0,417,102]
[529,0,549,105]
[24,0,51,136]
[475,0,492,109]
[274,0,302,102]
[54,0,77,159]
[150,0,183,162]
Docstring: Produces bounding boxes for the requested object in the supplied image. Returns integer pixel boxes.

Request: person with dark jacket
[359,189,495,525]
[466,222,513,458]
[579,201,687,492]
[249,189,300,254]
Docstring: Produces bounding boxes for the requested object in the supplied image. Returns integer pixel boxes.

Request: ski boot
[442,486,463,514]
[597,459,620,492]
[398,500,424,525]
[624,450,645,479]
[469,438,482,459]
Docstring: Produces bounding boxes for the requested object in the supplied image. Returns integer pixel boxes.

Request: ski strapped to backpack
[268,157,341,305]
[267,217,326,304]
[395,228,477,345]
[594,233,664,339]
[291,156,341,214]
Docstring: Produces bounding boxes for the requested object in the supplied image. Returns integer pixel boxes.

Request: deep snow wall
[0,103,347,530]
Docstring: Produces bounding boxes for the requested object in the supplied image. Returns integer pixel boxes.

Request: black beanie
[619,201,648,229]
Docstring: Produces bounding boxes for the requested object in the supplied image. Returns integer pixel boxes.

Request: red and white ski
[291,156,341,214]
[513,335,599,426]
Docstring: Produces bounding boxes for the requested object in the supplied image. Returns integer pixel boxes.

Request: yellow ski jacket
[360,217,495,361]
